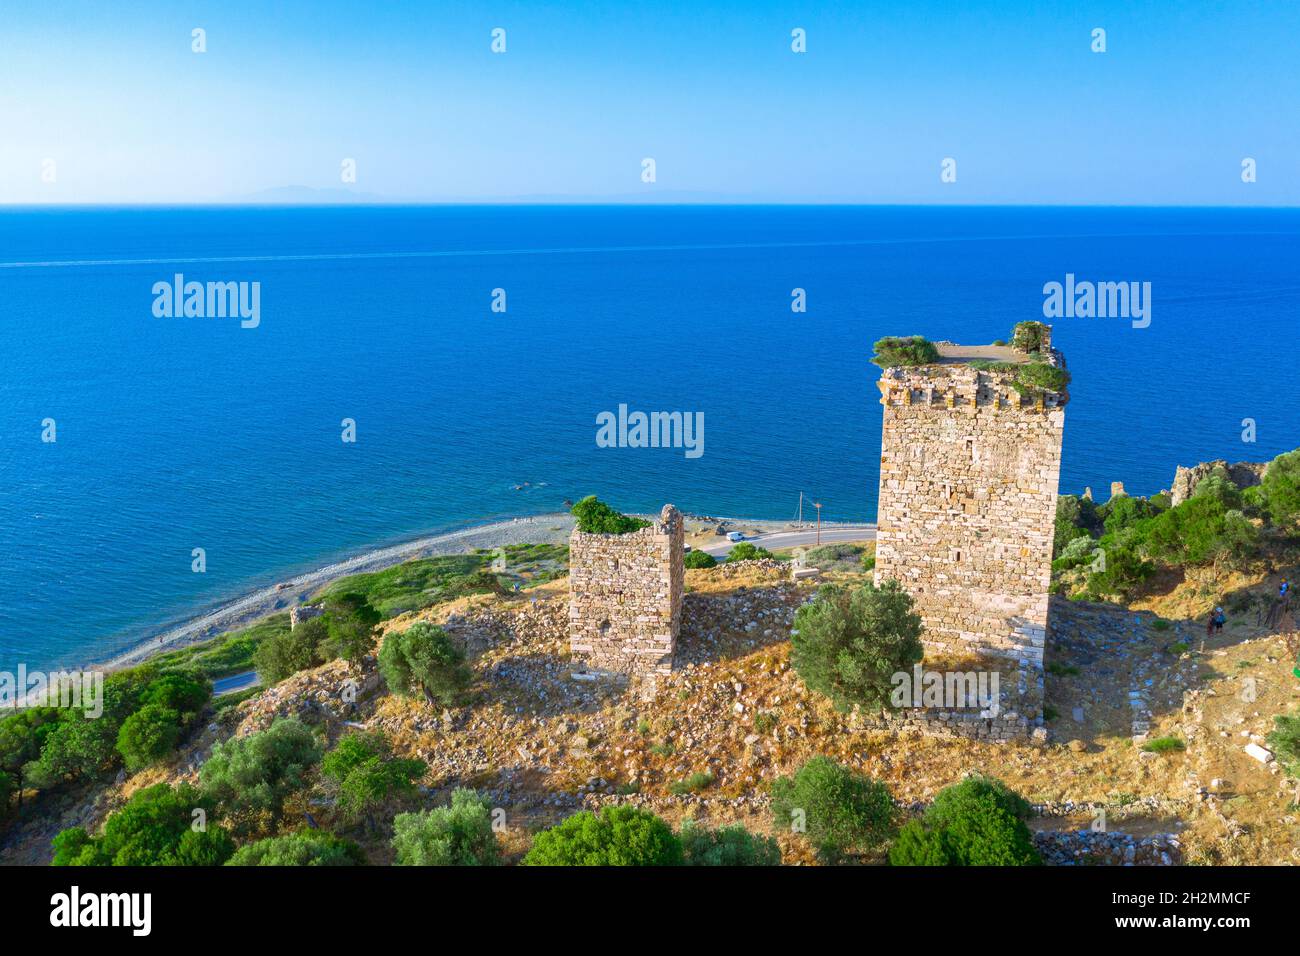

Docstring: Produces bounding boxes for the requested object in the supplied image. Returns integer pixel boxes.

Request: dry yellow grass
[6,559,1298,867]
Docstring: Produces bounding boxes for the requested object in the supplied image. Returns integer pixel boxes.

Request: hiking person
[1266,578,1292,631]
[1206,611,1216,639]
[1213,606,1226,633]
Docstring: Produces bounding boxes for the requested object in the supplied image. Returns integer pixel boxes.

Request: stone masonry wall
[569,504,684,676]
[873,349,1066,728]
[290,604,323,629]
[862,707,1032,743]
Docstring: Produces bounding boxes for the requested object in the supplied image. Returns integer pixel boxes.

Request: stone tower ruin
[873,326,1067,735]
[569,504,684,676]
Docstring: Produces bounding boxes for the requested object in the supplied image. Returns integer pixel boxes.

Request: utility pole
[813,501,822,545]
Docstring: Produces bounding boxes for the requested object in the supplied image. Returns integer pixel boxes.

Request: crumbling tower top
[875,322,1068,413]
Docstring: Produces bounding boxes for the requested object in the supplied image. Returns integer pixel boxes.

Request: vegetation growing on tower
[570,495,651,534]
[870,335,940,368]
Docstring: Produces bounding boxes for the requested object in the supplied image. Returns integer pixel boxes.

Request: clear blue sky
[2,0,1297,204]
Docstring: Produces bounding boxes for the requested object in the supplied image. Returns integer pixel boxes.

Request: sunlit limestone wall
[873,353,1066,730]
[569,505,684,676]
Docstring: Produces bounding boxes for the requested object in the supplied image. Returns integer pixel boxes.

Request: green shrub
[140,672,211,715]
[1010,362,1070,396]
[727,542,774,562]
[51,783,234,866]
[0,709,58,813]
[889,775,1039,866]
[1052,534,1096,572]
[200,717,322,831]
[115,704,182,773]
[928,774,1032,824]
[320,593,382,664]
[680,820,781,866]
[26,666,207,788]
[923,807,1038,865]
[112,670,213,773]
[1140,736,1185,753]
[226,831,364,866]
[1192,468,1243,510]
[377,622,472,706]
[684,550,718,569]
[1100,495,1160,536]
[1142,496,1257,569]
[1240,485,1267,518]
[25,669,157,788]
[391,789,501,865]
[871,335,940,368]
[770,756,895,863]
[253,616,329,684]
[1260,451,1300,526]
[321,731,425,824]
[1267,713,1300,779]
[1053,495,1100,558]
[1085,529,1155,600]
[523,805,683,866]
[571,496,650,535]
[888,819,952,865]
[790,580,924,713]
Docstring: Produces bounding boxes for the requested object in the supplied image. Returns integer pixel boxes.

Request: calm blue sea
[2,205,1298,670]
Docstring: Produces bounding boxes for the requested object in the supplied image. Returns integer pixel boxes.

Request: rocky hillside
[3,557,1297,866]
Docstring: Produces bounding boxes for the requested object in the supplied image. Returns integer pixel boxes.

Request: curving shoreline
[96,510,852,675]
[98,514,577,673]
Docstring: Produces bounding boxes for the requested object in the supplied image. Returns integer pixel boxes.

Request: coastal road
[213,671,260,696]
[700,525,876,558]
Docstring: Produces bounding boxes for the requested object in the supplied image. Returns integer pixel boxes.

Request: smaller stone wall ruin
[568,505,684,676]
[290,604,324,629]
